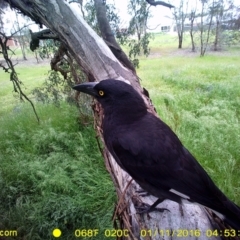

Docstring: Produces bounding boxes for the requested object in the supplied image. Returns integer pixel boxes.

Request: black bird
[73,79,240,230]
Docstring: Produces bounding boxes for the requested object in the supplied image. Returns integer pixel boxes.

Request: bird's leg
[178,201,184,217]
[135,198,170,214]
[136,189,151,197]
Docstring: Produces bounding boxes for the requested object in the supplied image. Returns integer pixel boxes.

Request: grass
[0,49,117,239]
[0,103,116,240]
[138,52,240,204]
[0,34,240,239]
[0,65,50,116]
[149,32,179,53]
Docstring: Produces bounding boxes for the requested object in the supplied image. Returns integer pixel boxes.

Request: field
[0,33,240,239]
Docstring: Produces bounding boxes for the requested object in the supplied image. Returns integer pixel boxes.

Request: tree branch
[0,31,40,122]
[29,29,59,51]
[94,0,136,73]
[145,0,174,8]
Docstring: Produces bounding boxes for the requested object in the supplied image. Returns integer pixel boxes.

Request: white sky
[2,0,174,35]
[2,8,41,35]
[2,0,240,35]
[113,0,173,29]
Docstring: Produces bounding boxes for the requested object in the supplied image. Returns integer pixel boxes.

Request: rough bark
[14,10,27,60]
[189,10,196,52]
[29,29,59,51]
[213,19,221,51]
[5,1,222,239]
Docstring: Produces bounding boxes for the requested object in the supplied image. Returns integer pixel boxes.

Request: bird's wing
[107,113,233,213]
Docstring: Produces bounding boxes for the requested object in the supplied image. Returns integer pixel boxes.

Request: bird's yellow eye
[99,90,104,96]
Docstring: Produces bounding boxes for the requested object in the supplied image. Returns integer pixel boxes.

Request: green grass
[149,32,179,53]
[0,103,116,240]
[138,53,240,204]
[0,65,50,116]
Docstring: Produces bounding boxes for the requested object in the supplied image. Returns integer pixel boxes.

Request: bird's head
[72,79,147,120]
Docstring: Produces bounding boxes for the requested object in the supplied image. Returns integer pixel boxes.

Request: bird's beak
[72,82,99,97]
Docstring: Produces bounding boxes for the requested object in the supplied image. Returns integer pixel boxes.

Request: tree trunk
[190,23,196,52]
[173,0,188,50]
[190,28,195,52]
[199,1,214,57]
[213,19,220,51]
[189,11,196,52]
[14,10,27,60]
[178,32,183,49]
[5,1,222,239]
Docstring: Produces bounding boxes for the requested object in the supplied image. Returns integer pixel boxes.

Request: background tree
[212,0,234,51]
[127,0,153,67]
[171,0,189,49]
[0,0,8,32]
[198,0,215,56]
[225,4,240,45]
[232,6,240,29]
[197,0,233,55]
[12,10,29,60]
[189,0,198,52]
[128,0,150,41]
[212,0,224,51]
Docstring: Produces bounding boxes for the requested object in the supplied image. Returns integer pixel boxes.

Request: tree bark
[178,31,183,49]
[213,19,220,51]
[189,11,196,52]
[5,1,222,239]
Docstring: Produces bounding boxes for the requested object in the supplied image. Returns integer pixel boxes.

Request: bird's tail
[223,199,240,230]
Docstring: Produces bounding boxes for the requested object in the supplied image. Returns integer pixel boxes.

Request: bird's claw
[136,189,150,197]
[135,202,170,214]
